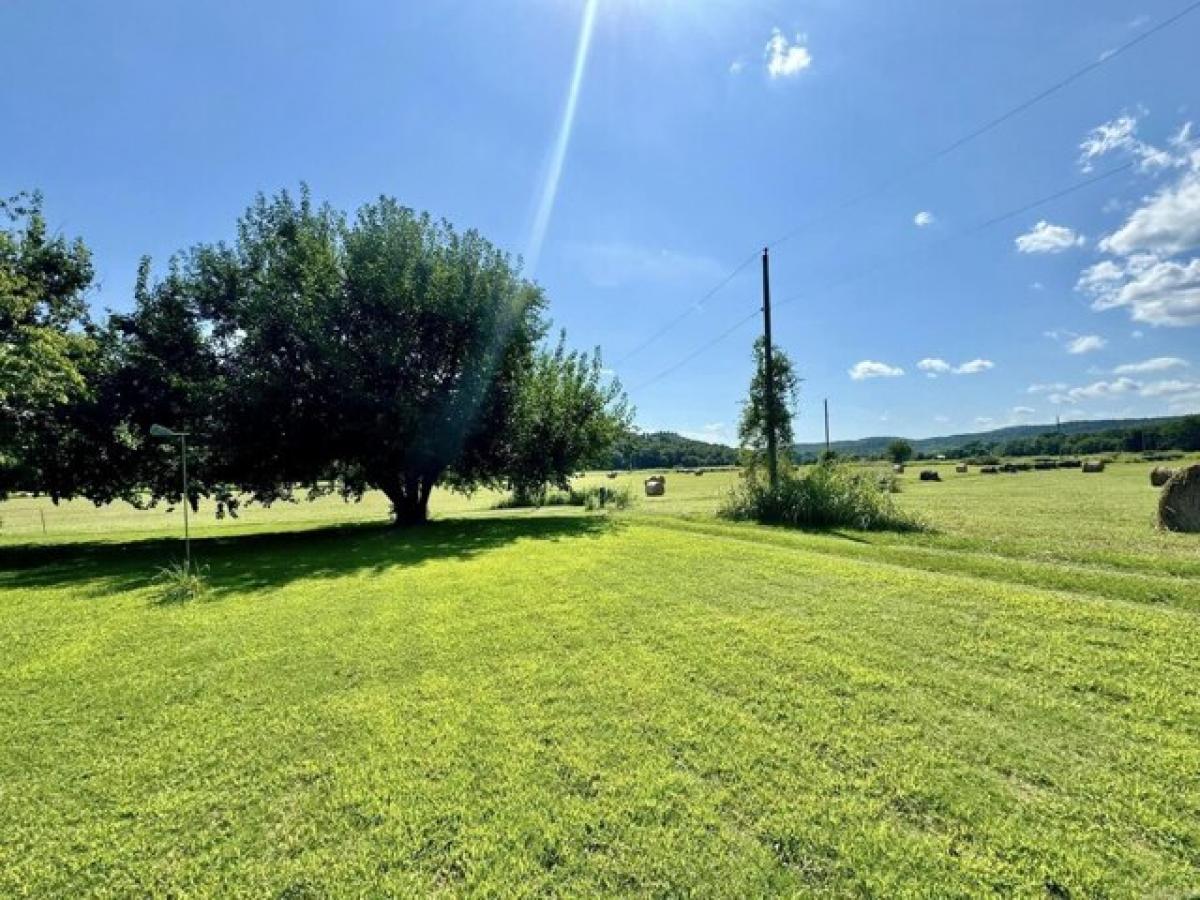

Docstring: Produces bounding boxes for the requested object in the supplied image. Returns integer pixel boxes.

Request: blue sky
[3,0,1198,444]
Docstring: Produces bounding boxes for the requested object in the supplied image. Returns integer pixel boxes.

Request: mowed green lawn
[2,461,1199,895]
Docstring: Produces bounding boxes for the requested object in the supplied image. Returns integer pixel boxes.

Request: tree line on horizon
[1,188,631,524]
[604,415,1200,470]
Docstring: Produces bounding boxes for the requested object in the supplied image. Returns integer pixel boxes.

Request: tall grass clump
[720,463,923,531]
[496,484,631,511]
[153,561,209,604]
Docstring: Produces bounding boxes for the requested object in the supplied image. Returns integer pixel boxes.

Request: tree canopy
[0,193,96,497]
[886,439,914,464]
[503,333,631,505]
[13,188,630,524]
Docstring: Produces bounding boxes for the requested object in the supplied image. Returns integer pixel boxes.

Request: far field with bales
[3,455,1199,895]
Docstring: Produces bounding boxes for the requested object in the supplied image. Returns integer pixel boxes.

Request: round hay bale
[1082,460,1106,473]
[980,465,999,475]
[644,475,666,497]
[919,470,941,482]
[892,464,905,474]
[607,471,619,479]
[1150,466,1176,488]
[956,463,968,474]
[1058,459,1082,468]
[1159,464,1200,532]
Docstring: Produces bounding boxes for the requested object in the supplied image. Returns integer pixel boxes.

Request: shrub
[496,484,631,511]
[720,465,923,531]
[578,484,632,511]
[153,560,209,604]
[966,455,1001,466]
[876,471,902,493]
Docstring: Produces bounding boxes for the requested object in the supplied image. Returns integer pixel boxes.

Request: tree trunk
[382,475,433,527]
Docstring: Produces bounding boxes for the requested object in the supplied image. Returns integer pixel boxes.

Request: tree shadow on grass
[0,513,618,601]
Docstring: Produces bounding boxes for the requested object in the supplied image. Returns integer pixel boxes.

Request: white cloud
[1066,377,1139,401]
[849,360,904,380]
[1072,116,1200,327]
[917,357,951,377]
[1113,356,1189,374]
[1079,114,1139,171]
[1012,406,1036,417]
[1139,379,1200,397]
[1028,382,1068,394]
[1166,390,1200,413]
[1066,334,1108,354]
[954,358,995,375]
[1132,329,1145,338]
[729,60,745,75]
[1098,171,1200,257]
[1015,220,1086,254]
[1078,255,1200,327]
[934,414,951,424]
[1038,376,1200,406]
[765,29,812,79]
[913,210,935,228]
[1078,111,1185,174]
[918,357,993,377]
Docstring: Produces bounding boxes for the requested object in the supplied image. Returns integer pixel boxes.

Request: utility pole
[761,248,779,490]
[824,398,831,456]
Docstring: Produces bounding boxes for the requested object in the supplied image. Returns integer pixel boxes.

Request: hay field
[2,458,1199,895]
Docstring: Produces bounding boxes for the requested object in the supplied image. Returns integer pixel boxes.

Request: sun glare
[524,0,602,277]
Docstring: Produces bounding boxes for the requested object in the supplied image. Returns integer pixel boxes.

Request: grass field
[2,460,1199,895]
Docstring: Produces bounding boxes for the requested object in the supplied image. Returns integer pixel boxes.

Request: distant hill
[792,416,1191,458]
[607,431,739,470]
[610,415,1200,467]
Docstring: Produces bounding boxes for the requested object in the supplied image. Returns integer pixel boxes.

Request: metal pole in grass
[150,424,191,570]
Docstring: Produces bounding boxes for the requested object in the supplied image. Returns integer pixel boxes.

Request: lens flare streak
[525,0,600,276]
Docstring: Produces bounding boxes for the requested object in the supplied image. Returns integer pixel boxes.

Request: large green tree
[188,191,553,523]
[0,193,96,496]
[39,188,627,525]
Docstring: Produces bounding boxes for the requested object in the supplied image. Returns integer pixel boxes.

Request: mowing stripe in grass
[649,515,1200,611]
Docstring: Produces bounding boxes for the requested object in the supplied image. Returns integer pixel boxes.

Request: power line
[630,309,760,393]
[613,249,758,365]
[616,0,1199,365]
[632,161,1134,394]
[766,0,1200,250]
[773,160,1134,312]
